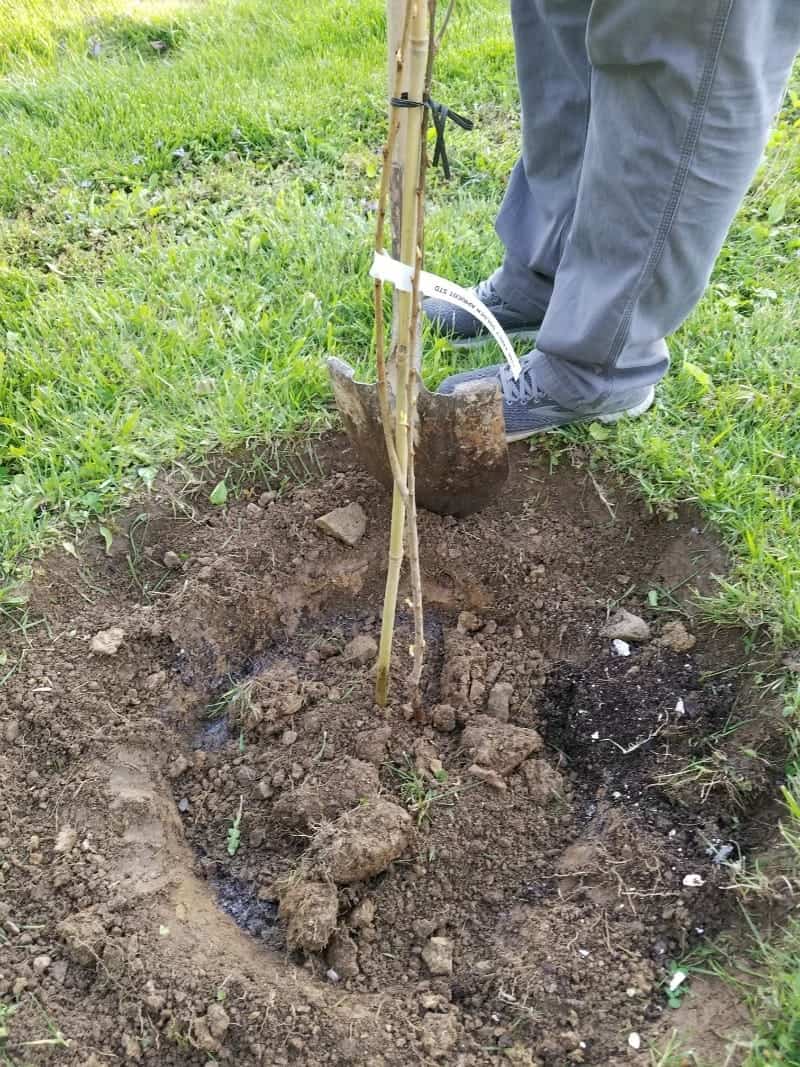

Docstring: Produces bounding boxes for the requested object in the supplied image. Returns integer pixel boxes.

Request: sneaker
[438,354,655,441]
[423,277,543,348]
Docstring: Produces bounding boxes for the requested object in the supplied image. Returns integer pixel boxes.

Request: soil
[0,437,787,1066]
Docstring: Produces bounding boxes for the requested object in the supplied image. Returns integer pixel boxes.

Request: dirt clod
[316,502,367,546]
[431,703,457,732]
[304,798,412,884]
[462,716,543,776]
[163,550,182,569]
[206,1001,231,1039]
[90,626,125,655]
[658,620,697,652]
[279,881,339,953]
[421,936,454,976]
[57,909,105,967]
[602,608,651,642]
[355,725,392,764]
[520,758,564,804]
[421,1012,460,1060]
[487,681,513,721]
[272,757,380,831]
[468,764,507,791]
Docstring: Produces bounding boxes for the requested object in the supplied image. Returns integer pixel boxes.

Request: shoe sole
[505,386,656,443]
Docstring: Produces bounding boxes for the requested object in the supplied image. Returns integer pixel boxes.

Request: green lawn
[0,6,799,1053]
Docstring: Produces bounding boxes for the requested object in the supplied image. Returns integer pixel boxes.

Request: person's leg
[492,0,592,318]
[533,0,800,410]
[423,0,591,342]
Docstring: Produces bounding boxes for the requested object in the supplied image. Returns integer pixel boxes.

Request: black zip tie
[389,93,474,180]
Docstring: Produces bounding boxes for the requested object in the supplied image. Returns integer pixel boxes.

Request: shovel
[327,0,509,518]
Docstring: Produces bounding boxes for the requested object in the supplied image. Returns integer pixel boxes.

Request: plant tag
[369,251,522,380]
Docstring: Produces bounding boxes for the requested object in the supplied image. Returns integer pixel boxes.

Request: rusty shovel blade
[327,357,509,517]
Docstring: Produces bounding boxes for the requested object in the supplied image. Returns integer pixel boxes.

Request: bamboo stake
[375,0,429,708]
[405,0,437,692]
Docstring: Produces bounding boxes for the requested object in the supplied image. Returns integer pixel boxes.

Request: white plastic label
[369,251,521,380]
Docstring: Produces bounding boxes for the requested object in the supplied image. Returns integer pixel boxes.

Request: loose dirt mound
[0,438,782,1065]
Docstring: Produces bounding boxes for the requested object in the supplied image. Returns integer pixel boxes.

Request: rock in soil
[468,764,507,791]
[303,798,412,884]
[90,626,125,655]
[601,608,651,642]
[658,620,697,652]
[421,936,454,976]
[272,757,380,831]
[278,880,339,953]
[343,633,378,664]
[315,502,367,546]
[461,716,543,776]
[326,929,360,978]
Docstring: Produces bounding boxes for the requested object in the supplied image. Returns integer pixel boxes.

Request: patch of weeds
[227,796,243,857]
[391,755,452,826]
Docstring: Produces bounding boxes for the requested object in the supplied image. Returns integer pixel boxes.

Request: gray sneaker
[439,354,655,441]
[423,277,543,348]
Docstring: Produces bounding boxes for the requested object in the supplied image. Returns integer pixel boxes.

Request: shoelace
[499,356,545,404]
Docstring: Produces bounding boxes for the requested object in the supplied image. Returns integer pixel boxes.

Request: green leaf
[99,525,113,556]
[648,589,659,608]
[137,466,157,490]
[587,422,611,441]
[209,480,228,506]
[768,196,787,225]
[683,360,712,391]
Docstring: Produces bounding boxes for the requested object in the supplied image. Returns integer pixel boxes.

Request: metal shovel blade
[327,357,509,517]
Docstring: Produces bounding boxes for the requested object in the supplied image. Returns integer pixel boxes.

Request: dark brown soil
[0,437,786,1066]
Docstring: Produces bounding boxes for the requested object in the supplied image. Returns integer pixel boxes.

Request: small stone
[246,503,264,520]
[659,621,696,653]
[258,490,277,507]
[168,755,190,779]
[421,936,453,976]
[326,930,359,978]
[349,898,375,929]
[282,730,298,747]
[457,611,482,633]
[163,551,182,570]
[468,764,507,791]
[315,503,367,547]
[178,797,190,813]
[4,720,19,743]
[12,977,27,997]
[54,827,77,854]
[431,704,456,733]
[601,609,651,643]
[486,682,513,722]
[343,634,378,665]
[51,960,68,984]
[32,955,51,975]
[206,1002,230,1040]
[90,626,125,655]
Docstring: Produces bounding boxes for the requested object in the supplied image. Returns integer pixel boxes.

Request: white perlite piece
[682,873,705,887]
[628,1032,642,1051]
[611,639,631,657]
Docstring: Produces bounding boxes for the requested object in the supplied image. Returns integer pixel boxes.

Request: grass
[0,0,799,1056]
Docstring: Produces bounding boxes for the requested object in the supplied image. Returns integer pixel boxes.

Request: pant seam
[598,0,735,399]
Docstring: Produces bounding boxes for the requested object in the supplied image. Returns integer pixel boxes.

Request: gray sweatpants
[493,0,800,409]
